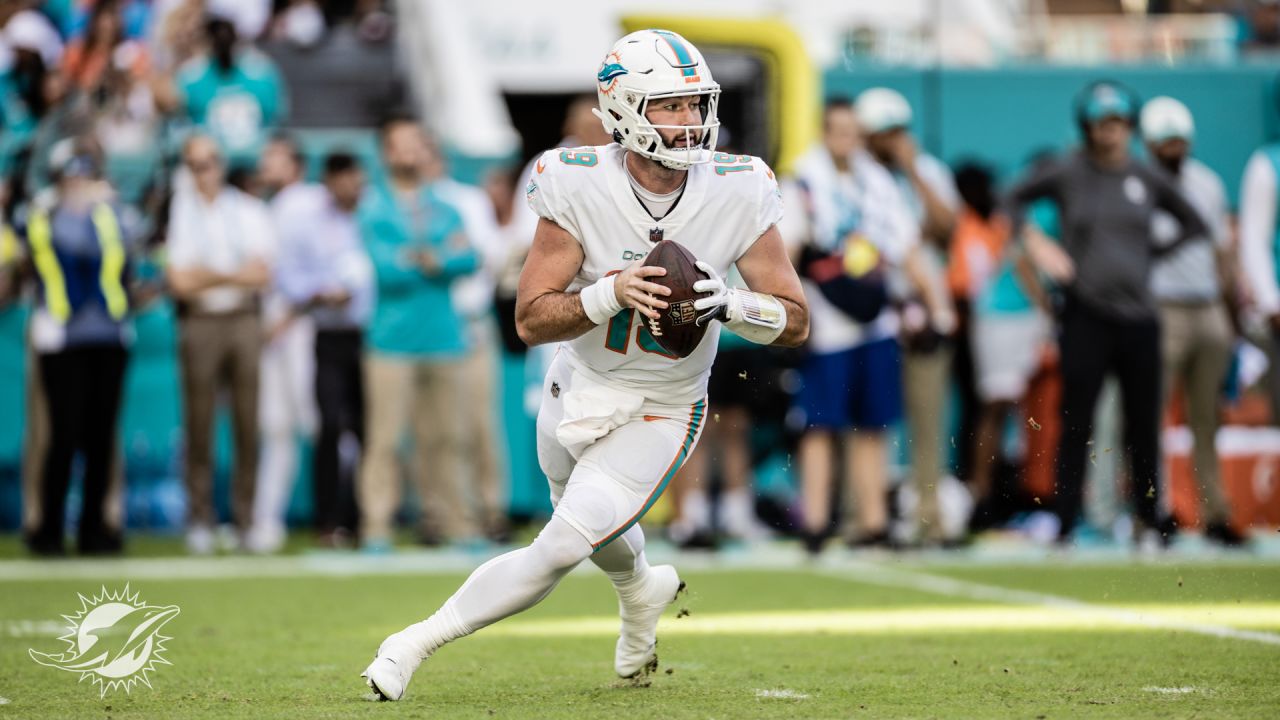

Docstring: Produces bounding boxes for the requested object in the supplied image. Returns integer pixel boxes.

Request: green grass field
[2,541,1279,719]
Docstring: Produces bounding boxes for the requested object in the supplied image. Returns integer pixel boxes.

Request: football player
[361,28,807,700]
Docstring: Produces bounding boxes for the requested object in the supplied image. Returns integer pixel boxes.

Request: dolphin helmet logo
[29,585,180,696]
[597,52,628,93]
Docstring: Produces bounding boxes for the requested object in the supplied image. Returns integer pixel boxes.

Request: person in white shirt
[273,150,373,548]
[791,98,926,553]
[166,134,275,555]
[1239,121,1280,426]
[857,87,960,547]
[1142,97,1242,546]
[250,134,320,553]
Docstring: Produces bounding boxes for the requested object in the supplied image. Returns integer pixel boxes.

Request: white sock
[593,524,652,603]
[397,516,591,659]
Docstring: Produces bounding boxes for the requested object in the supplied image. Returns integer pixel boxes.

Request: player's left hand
[692,260,729,326]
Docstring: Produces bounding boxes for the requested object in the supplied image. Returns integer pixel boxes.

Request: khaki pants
[359,353,472,543]
[179,312,262,530]
[444,325,506,536]
[903,346,952,541]
[1161,301,1232,525]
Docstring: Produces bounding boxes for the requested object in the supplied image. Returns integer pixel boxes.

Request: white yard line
[755,689,810,700]
[816,561,1280,647]
[478,604,1280,638]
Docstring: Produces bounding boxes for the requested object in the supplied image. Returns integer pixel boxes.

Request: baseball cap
[49,138,101,180]
[1082,83,1135,123]
[855,87,912,134]
[3,9,64,67]
[1139,96,1194,143]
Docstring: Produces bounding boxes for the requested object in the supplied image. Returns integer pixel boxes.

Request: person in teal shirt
[172,16,287,169]
[358,115,480,551]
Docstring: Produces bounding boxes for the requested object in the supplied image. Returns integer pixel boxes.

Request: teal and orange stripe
[652,29,700,83]
[593,398,706,551]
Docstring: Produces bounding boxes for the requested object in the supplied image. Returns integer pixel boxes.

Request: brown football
[642,239,712,358]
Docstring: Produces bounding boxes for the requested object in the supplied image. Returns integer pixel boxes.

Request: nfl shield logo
[669,300,696,326]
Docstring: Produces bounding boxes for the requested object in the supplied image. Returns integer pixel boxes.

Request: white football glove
[692,261,730,326]
[690,260,787,345]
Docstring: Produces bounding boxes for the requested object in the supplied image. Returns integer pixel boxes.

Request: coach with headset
[1005,81,1210,549]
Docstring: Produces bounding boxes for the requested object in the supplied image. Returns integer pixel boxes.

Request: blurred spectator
[349,0,393,44]
[21,138,134,556]
[1238,0,1280,51]
[424,136,509,544]
[791,99,919,553]
[205,0,273,42]
[267,0,327,48]
[281,150,370,546]
[1142,97,1243,546]
[1239,102,1280,422]
[1,6,65,184]
[1005,81,1210,549]
[161,14,288,169]
[166,134,274,554]
[270,148,371,548]
[68,0,152,42]
[357,115,475,551]
[857,87,960,546]
[250,134,320,553]
[951,162,1050,531]
[62,0,149,97]
[61,0,159,159]
[149,0,206,72]
[2,5,63,68]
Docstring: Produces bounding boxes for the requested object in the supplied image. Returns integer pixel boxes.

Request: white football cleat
[361,635,425,701]
[615,564,684,678]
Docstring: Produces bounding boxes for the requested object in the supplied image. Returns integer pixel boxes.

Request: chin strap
[705,288,787,345]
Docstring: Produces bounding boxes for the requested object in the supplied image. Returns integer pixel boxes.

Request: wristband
[723,288,786,345]
[579,275,624,325]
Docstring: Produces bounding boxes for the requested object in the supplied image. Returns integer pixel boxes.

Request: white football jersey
[527,143,783,404]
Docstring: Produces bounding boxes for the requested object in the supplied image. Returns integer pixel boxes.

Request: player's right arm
[514,217,669,346]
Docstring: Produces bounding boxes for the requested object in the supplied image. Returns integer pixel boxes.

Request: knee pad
[529,516,593,571]
[552,476,629,547]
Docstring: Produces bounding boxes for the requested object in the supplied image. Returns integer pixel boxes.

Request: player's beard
[662,127,703,152]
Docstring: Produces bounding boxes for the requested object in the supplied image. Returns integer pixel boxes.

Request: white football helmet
[594,29,721,170]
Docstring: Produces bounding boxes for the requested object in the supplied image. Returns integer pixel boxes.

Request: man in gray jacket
[1006,81,1210,550]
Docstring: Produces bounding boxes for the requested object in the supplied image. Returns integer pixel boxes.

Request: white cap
[1140,96,1194,144]
[855,87,912,134]
[3,10,63,67]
